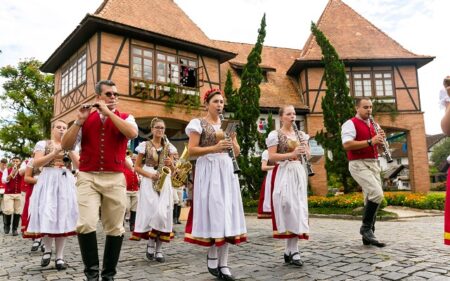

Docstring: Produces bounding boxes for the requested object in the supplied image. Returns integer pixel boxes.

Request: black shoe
[12,214,20,236]
[31,240,41,252]
[207,255,219,277]
[283,253,290,263]
[155,252,165,263]
[3,214,11,234]
[41,252,52,267]
[101,235,123,280]
[78,232,100,281]
[146,245,154,260]
[218,266,235,281]
[12,229,18,236]
[41,244,46,253]
[55,259,68,271]
[288,252,304,266]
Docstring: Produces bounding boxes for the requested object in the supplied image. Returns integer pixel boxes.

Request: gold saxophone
[171,143,192,188]
[153,136,171,193]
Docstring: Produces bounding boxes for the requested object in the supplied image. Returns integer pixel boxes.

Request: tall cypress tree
[311,22,356,193]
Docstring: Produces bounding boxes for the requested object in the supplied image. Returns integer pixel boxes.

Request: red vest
[124,167,139,192]
[0,170,4,189]
[79,110,130,172]
[346,117,378,161]
[4,167,23,194]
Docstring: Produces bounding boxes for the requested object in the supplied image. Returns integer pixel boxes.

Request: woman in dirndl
[266,105,310,266]
[27,120,79,270]
[257,149,275,219]
[131,118,177,263]
[184,88,246,281]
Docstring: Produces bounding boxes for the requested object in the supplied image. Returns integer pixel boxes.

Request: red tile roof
[300,0,433,61]
[213,40,307,109]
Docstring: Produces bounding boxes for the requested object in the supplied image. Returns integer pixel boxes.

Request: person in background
[0,158,7,217]
[2,156,23,236]
[440,76,450,135]
[257,149,276,219]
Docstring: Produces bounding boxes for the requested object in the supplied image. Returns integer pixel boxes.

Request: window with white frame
[61,52,86,96]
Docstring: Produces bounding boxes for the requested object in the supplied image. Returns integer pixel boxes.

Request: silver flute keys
[292,122,315,177]
[368,115,393,163]
[218,112,241,174]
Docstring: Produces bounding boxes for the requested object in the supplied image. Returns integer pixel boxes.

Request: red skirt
[444,168,450,245]
[21,185,43,239]
[257,174,272,219]
[270,164,309,240]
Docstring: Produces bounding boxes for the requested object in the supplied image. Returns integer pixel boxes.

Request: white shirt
[341,115,370,144]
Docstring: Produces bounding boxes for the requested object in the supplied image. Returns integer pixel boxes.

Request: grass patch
[309,207,398,219]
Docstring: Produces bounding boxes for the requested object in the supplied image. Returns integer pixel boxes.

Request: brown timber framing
[415,67,422,111]
[394,65,419,111]
[305,69,310,107]
[312,74,325,112]
[107,37,128,80]
[200,55,213,89]
[97,32,101,85]
[87,37,97,90]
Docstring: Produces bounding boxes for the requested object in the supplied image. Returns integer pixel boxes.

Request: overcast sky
[0,0,449,143]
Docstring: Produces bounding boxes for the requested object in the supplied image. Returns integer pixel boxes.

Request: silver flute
[368,115,393,163]
[218,111,241,174]
[292,122,315,177]
[80,102,118,109]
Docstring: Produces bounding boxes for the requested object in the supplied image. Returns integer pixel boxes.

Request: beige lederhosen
[349,159,384,204]
[3,194,22,215]
[126,191,138,212]
[76,171,127,236]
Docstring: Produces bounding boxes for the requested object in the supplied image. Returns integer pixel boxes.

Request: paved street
[1,215,450,281]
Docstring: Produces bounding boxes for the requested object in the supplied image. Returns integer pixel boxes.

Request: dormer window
[61,52,86,96]
[229,61,275,83]
[347,71,394,98]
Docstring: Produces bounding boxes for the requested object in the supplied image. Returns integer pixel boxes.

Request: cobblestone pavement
[1,215,450,281]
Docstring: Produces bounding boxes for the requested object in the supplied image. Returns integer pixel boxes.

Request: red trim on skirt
[24,231,77,238]
[270,164,309,240]
[130,230,174,242]
[444,168,450,245]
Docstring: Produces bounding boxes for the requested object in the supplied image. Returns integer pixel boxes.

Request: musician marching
[184,89,246,281]
[130,117,177,263]
[341,97,386,247]
[2,156,23,236]
[266,105,310,267]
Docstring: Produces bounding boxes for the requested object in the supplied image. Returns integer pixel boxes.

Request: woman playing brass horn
[131,117,177,263]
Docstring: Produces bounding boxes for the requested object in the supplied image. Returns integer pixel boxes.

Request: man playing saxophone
[341,97,386,247]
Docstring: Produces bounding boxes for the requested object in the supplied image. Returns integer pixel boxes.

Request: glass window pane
[180,58,188,65]
[167,56,176,63]
[134,70,142,78]
[143,59,152,66]
[157,75,165,82]
[143,71,152,80]
[363,73,370,79]
[353,73,362,79]
[133,57,142,64]
[132,48,142,55]
[385,89,393,96]
[374,73,382,78]
[355,80,362,86]
[188,60,197,67]
[384,73,391,78]
[157,53,166,60]
[143,50,152,57]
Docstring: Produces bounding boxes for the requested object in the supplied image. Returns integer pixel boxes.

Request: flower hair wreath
[203,88,223,102]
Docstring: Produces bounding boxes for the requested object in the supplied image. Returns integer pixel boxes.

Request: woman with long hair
[184,89,246,281]
[266,105,310,266]
[27,120,79,270]
[131,118,177,263]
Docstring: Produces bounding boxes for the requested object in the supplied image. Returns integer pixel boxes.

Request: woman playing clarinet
[184,89,246,281]
[266,105,310,266]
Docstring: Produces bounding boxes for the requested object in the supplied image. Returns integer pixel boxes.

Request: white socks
[285,237,300,260]
[147,239,155,254]
[218,243,231,275]
[207,245,218,269]
[55,237,66,260]
[155,238,163,258]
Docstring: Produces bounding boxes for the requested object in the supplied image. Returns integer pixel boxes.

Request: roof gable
[300,0,432,61]
[94,0,216,49]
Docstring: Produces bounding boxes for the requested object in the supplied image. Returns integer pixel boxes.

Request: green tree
[224,69,239,113]
[431,137,450,168]
[311,22,357,193]
[0,59,54,157]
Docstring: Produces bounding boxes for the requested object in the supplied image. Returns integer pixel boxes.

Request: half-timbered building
[41,0,434,195]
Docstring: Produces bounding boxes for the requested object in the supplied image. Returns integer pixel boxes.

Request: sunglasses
[104,91,119,98]
[153,126,165,130]
[55,125,67,130]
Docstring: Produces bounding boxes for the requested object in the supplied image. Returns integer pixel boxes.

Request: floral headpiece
[203,88,223,102]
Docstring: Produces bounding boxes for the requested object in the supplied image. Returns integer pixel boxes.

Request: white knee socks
[218,243,230,275]
[55,237,66,262]
[155,238,163,258]
[207,245,218,268]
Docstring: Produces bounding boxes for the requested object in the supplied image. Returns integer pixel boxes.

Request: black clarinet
[292,122,315,177]
[218,112,241,174]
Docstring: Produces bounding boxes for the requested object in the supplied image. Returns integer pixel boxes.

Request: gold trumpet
[80,102,118,109]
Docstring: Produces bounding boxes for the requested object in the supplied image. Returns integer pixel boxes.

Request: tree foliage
[0,59,54,157]
[431,137,450,168]
[225,14,266,198]
[311,22,357,193]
